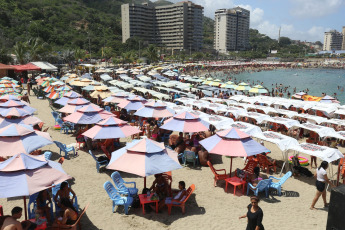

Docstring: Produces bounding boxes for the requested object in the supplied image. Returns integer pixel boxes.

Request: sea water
[215,68,345,103]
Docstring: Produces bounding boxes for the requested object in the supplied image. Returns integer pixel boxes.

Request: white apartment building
[121,1,203,52]
[342,26,345,50]
[214,7,250,53]
[323,30,343,51]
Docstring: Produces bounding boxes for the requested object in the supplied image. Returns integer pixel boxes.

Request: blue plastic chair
[52,182,79,214]
[88,150,108,173]
[105,106,111,112]
[28,191,54,222]
[54,141,75,158]
[111,171,138,197]
[269,171,292,196]
[103,181,133,214]
[44,151,52,160]
[160,133,171,143]
[247,179,272,197]
[183,150,199,167]
[56,118,74,134]
[51,111,60,125]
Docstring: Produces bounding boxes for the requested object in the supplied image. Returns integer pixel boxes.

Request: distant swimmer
[293,73,298,76]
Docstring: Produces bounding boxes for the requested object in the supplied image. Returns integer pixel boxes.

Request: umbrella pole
[230,157,233,178]
[23,196,28,220]
[144,177,146,188]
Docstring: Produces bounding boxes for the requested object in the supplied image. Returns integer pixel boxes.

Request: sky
[153,0,345,42]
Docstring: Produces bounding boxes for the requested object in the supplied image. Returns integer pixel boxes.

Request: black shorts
[316,180,325,192]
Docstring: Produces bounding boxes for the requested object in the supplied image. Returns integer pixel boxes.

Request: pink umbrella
[54,91,82,106]
[200,127,269,176]
[63,105,114,125]
[106,138,182,187]
[58,98,90,114]
[117,95,147,111]
[160,111,210,132]
[0,124,53,157]
[103,92,128,104]
[82,116,141,139]
[0,153,72,219]
[0,116,43,128]
[134,101,175,118]
[0,95,21,101]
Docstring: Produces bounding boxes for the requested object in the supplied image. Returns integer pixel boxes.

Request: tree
[0,47,13,64]
[279,37,292,46]
[144,45,159,64]
[13,41,28,64]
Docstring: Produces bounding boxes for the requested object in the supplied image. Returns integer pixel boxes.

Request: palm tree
[145,45,159,64]
[26,37,51,61]
[13,41,27,64]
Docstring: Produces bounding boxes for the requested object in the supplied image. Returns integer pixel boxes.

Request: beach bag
[235,168,246,179]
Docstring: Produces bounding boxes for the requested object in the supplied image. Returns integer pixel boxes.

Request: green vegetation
[0,0,322,65]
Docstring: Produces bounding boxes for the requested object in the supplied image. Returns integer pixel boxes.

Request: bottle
[147,190,150,197]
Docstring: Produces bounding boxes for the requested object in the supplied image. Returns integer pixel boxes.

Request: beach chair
[56,118,74,134]
[269,171,292,196]
[51,111,60,125]
[54,141,76,158]
[111,171,138,197]
[44,151,52,160]
[160,133,171,143]
[54,203,89,230]
[167,184,195,215]
[103,181,133,214]
[105,106,111,112]
[207,161,229,187]
[242,160,258,179]
[183,150,199,167]
[27,191,54,222]
[256,154,277,174]
[88,150,109,173]
[247,179,272,197]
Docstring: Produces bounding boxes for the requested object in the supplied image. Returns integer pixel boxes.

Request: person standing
[239,196,264,230]
[310,161,335,210]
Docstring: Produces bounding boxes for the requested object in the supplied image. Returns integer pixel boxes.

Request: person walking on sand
[310,161,335,210]
[239,196,264,230]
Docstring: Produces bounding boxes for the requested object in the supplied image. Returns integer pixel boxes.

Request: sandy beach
[0,94,337,230]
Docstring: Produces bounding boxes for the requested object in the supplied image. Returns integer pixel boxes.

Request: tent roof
[11,63,41,72]
[30,62,58,71]
[0,63,14,70]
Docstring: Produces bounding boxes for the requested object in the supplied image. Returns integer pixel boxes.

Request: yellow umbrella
[209,81,222,87]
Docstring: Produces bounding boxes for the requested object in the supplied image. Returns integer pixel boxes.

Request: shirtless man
[1,207,32,230]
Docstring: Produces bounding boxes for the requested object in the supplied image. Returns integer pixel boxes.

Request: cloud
[289,0,344,18]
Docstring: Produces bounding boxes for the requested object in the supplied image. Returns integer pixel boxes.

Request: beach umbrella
[117,95,147,111]
[58,98,90,114]
[235,82,251,91]
[103,92,128,104]
[0,107,33,117]
[160,111,210,132]
[82,116,141,139]
[50,81,65,86]
[249,85,268,94]
[320,95,337,103]
[134,101,175,118]
[0,153,72,219]
[209,81,222,87]
[106,138,182,187]
[90,85,112,99]
[0,95,21,102]
[0,116,42,128]
[63,106,114,125]
[0,100,36,114]
[46,90,65,99]
[54,91,82,106]
[0,124,53,157]
[200,127,269,175]
[55,85,72,92]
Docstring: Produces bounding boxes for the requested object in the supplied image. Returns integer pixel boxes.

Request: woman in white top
[165,181,187,205]
[310,161,335,210]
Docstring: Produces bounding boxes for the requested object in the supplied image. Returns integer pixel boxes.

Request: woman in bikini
[54,198,78,227]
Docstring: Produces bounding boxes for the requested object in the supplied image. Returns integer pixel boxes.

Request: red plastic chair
[257,154,277,174]
[167,184,195,215]
[207,161,229,186]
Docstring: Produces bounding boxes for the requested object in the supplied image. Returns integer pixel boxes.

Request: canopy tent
[288,143,343,163]
[253,131,299,175]
[230,122,263,136]
[263,116,300,129]
[11,63,41,72]
[239,112,270,124]
[225,106,248,119]
[292,113,327,125]
[295,122,338,139]
[199,114,234,130]
[30,62,58,71]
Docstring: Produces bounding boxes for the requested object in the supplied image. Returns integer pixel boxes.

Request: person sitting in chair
[165,181,187,205]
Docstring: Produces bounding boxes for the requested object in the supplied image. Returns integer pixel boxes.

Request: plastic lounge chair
[183,150,199,167]
[103,181,133,214]
[242,160,258,179]
[257,154,277,174]
[56,118,74,134]
[44,151,52,160]
[54,141,75,158]
[247,179,272,197]
[105,106,111,112]
[88,150,108,173]
[207,161,229,187]
[51,111,60,125]
[160,133,171,143]
[52,182,79,215]
[55,203,89,230]
[269,171,292,196]
[167,184,195,215]
[111,171,138,197]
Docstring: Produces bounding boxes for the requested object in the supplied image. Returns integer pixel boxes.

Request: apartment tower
[214,7,250,53]
[323,30,343,51]
[342,26,345,50]
[121,1,203,52]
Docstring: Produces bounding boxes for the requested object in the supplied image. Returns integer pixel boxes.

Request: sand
[0,94,337,230]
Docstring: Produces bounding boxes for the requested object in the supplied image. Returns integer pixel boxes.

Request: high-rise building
[341,26,345,50]
[214,7,250,53]
[121,1,203,52]
[323,30,343,51]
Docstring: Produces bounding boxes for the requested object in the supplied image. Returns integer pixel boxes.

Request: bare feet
[310,207,317,210]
